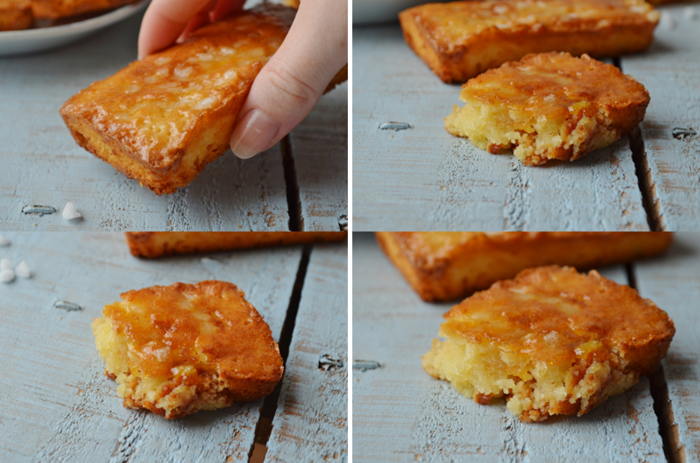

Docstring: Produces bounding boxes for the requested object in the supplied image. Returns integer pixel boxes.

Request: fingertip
[230,109,280,160]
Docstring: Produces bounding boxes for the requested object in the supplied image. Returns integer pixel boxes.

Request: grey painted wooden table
[0,232,347,462]
[352,232,700,462]
[352,5,699,231]
[0,11,348,232]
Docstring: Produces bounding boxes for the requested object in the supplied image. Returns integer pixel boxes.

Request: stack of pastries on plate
[0,0,138,31]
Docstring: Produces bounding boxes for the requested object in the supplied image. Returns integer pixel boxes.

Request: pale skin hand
[138,0,348,159]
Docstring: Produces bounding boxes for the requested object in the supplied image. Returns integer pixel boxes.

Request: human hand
[138,0,348,159]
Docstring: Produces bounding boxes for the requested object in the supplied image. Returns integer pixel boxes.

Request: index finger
[138,0,213,59]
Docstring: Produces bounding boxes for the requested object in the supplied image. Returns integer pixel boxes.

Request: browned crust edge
[125,231,347,258]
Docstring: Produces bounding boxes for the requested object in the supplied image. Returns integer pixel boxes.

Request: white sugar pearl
[0,235,9,247]
[0,269,15,283]
[0,258,12,272]
[63,202,82,220]
[15,261,30,279]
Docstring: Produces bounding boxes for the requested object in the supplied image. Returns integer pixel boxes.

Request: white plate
[0,0,149,57]
[353,0,447,25]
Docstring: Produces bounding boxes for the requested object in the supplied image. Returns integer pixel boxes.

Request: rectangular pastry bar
[377,232,673,302]
[60,4,295,195]
[399,0,660,83]
[126,231,347,258]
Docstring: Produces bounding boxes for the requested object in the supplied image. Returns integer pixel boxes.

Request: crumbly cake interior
[445,52,649,165]
[422,266,674,421]
[92,281,283,419]
[423,334,637,422]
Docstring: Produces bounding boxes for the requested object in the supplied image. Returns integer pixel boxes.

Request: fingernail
[231,109,279,159]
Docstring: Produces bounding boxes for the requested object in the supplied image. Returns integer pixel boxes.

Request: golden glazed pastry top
[103,280,283,382]
[60,4,293,170]
[410,0,659,48]
[442,266,675,370]
[459,52,650,125]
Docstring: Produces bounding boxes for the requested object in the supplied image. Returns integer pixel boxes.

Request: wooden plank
[352,27,649,231]
[352,233,664,462]
[633,233,700,462]
[290,83,349,232]
[620,6,700,231]
[0,232,303,461]
[0,12,292,231]
[165,145,290,232]
[265,243,348,462]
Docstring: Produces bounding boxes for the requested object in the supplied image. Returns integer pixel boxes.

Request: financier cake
[444,52,651,165]
[92,280,283,419]
[60,4,295,195]
[125,231,347,258]
[377,231,672,302]
[399,0,660,83]
[422,266,675,422]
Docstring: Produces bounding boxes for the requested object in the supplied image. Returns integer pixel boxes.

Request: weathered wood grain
[290,83,349,232]
[0,7,346,232]
[352,27,649,231]
[265,243,348,462]
[0,232,304,461]
[352,233,665,462]
[164,145,290,232]
[620,6,700,231]
[634,233,700,462]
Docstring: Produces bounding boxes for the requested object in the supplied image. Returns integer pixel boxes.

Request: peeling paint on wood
[0,232,304,461]
[634,233,700,462]
[620,6,700,231]
[353,27,650,231]
[352,233,665,462]
[265,243,349,462]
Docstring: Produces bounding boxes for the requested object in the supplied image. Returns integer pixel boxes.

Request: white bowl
[353,0,444,25]
[0,0,148,57]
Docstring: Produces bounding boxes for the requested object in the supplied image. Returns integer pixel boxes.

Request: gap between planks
[617,58,665,231]
[629,127,665,231]
[626,263,681,462]
[248,245,312,463]
[281,135,303,232]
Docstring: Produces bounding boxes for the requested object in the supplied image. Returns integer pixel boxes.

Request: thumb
[230,0,347,159]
